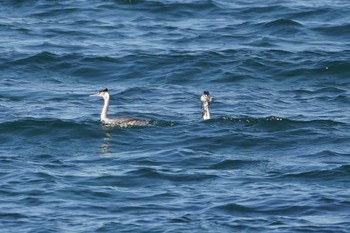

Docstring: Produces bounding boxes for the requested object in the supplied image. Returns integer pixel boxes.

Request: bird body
[90,88,150,127]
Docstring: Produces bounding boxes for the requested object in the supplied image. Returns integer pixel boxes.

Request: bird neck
[101,96,110,122]
[202,101,210,120]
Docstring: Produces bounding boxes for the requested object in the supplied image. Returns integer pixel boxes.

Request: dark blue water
[1,1,350,232]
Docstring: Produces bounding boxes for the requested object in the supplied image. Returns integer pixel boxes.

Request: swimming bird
[201,91,212,120]
[90,88,150,127]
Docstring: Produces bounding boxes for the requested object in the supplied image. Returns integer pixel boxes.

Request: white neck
[101,94,110,122]
[202,101,211,120]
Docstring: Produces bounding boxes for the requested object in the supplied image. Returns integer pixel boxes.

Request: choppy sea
[1,1,350,232]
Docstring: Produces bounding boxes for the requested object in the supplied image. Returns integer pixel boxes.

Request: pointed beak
[90,93,100,97]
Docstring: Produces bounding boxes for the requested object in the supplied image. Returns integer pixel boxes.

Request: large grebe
[201,91,212,120]
[90,88,150,126]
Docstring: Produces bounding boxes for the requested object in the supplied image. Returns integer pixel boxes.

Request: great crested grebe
[90,88,150,127]
[201,91,212,120]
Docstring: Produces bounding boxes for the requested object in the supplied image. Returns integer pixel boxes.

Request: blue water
[1,1,350,232]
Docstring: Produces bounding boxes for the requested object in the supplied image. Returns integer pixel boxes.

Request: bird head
[90,88,109,99]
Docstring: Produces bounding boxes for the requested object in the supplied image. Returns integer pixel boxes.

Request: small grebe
[90,88,150,127]
[201,91,212,120]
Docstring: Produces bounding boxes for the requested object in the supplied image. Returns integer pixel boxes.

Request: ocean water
[1,0,350,232]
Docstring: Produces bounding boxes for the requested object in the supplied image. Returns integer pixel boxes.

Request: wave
[0,117,178,140]
[208,159,265,170]
[313,23,350,39]
[237,4,287,14]
[302,150,350,159]
[263,18,304,28]
[278,165,350,180]
[138,0,217,14]
[77,167,218,188]
[0,118,101,142]
[258,18,305,36]
[284,87,350,103]
[0,51,132,82]
[1,52,81,76]
[1,51,132,71]
[292,87,347,95]
[3,47,349,87]
[0,117,91,128]
[1,115,344,137]
[210,116,345,127]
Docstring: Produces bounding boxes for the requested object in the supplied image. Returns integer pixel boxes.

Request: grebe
[201,91,212,120]
[90,88,150,127]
